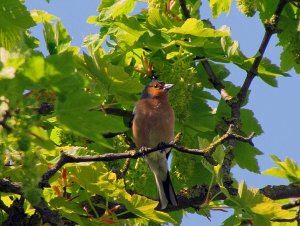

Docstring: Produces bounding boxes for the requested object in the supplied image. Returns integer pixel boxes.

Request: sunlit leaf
[98,0,136,20]
[209,0,232,18]
[43,21,72,55]
[30,10,58,23]
[0,0,35,49]
[168,18,230,37]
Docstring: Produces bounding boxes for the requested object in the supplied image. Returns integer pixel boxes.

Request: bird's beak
[163,83,174,91]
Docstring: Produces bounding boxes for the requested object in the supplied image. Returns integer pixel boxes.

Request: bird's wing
[129,105,136,128]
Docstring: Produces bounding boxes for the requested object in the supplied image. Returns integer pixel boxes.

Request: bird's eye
[154,84,159,88]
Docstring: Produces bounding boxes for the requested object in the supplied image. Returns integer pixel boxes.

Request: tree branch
[98,106,132,118]
[282,199,300,210]
[179,0,190,19]
[0,199,10,213]
[0,178,22,195]
[260,184,300,200]
[0,178,62,225]
[39,127,254,188]
[200,58,233,102]
[235,0,288,109]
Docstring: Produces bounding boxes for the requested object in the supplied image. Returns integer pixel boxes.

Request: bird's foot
[157,142,167,153]
[139,146,148,156]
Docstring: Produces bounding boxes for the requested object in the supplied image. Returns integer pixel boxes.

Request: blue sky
[25,0,300,225]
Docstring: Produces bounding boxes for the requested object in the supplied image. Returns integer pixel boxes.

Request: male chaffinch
[132,79,178,209]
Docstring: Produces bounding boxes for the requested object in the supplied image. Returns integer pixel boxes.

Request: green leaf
[209,0,232,18]
[73,163,176,224]
[258,58,290,77]
[83,53,143,102]
[113,16,147,46]
[70,163,130,198]
[258,75,278,87]
[30,10,58,23]
[50,197,87,216]
[0,0,35,49]
[56,90,127,143]
[221,214,241,226]
[128,195,177,224]
[262,167,287,179]
[22,54,45,82]
[276,12,300,73]
[43,21,72,55]
[21,53,84,93]
[98,0,136,20]
[172,151,214,187]
[234,142,262,173]
[30,126,55,150]
[257,0,279,22]
[168,18,230,37]
[182,89,217,133]
[262,155,300,183]
[147,8,175,29]
[227,180,294,224]
[240,109,263,136]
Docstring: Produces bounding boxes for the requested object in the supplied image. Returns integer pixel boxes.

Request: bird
[132,79,178,209]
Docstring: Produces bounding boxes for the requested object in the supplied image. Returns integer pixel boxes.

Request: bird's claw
[157,142,166,153]
[139,146,148,156]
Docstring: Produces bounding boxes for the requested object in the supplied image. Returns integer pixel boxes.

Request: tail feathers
[155,171,178,209]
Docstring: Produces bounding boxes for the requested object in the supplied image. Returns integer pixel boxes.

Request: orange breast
[132,98,174,149]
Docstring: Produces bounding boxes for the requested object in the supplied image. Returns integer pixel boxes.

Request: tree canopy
[0,0,300,225]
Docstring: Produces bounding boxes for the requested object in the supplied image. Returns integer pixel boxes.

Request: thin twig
[282,199,300,209]
[179,1,232,103]
[120,158,131,178]
[200,58,232,102]
[98,106,132,118]
[179,0,191,18]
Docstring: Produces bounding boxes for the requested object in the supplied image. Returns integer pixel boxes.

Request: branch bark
[39,127,254,188]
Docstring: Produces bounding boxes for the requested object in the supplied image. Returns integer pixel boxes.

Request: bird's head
[141,80,174,99]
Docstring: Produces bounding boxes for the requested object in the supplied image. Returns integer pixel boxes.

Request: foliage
[0,0,299,225]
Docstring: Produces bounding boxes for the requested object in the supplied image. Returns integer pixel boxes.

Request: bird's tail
[154,171,178,209]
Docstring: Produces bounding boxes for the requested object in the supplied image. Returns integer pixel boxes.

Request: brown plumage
[132,80,178,209]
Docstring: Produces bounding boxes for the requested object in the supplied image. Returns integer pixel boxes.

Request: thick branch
[260,184,300,200]
[0,178,22,195]
[0,178,61,225]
